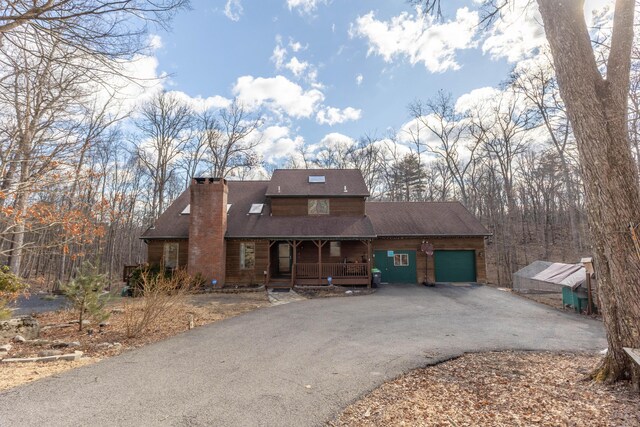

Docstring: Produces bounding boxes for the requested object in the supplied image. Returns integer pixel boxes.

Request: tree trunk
[537,0,640,389]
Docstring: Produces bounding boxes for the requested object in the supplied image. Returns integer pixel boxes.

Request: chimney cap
[193,177,225,184]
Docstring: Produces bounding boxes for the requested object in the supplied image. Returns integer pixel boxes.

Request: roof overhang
[140,236,188,240]
[375,233,492,238]
[225,235,376,240]
[265,194,369,198]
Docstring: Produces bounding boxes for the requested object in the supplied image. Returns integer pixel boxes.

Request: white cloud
[271,36,287,69]
[97,54,165,115]
[147,34,163,50]
[169,92,232,113]
[253,126,304,162]
[285,57,309,77]
[316,106,362,126]
[271,37,319,83]
[224,0,243,22]
[287,0,326,14]
[232,75,324,118]
[310,132,357,153]
[355,74,363,85]
[307,69,322,88]
[482,0,546,62]
[352,7,479,73]
[289,39,305,52]
[454,87,502,114]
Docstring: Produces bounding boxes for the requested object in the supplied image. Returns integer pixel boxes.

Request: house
[141,169,489,287]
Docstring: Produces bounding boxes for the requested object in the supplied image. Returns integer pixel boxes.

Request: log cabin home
[141,169,490,288]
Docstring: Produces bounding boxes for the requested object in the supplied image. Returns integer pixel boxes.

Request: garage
[374,250,417,283]
[434,250,476,282]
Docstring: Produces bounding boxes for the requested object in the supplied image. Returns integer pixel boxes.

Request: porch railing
[295,262,369,279]
[296,263,319,278]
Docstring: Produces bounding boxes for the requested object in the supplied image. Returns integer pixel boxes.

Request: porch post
[318,240,322,285]
[367,240,372,288]
[266,240,271,286]
[291,240,298,287]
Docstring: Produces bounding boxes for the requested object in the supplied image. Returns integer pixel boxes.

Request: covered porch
[267,239,372,287]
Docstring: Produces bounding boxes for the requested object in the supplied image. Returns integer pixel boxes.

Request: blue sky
[140,0,607,166]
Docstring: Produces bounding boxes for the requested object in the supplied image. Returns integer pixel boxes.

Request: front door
[278,243,292,275]
[374,250,417,284]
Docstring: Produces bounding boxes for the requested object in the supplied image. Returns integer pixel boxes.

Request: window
[330,241,341,257]
[308,175,325,183]
[163,242,179,269]
[308,199,329,215]
[240,242,255,270]
[394,253,409,267]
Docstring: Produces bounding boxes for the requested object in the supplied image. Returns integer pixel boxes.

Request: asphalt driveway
[10,294,69,316]
[0,283,605,426]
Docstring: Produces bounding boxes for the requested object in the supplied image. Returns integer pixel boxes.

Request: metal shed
[513,261,597,313]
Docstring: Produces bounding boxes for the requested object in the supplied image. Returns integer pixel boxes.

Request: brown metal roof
[142,178,488,240]
[265,169,369,197]
[140,190,190,239]
[365,201,490,237]
[141,180,376,239]
[226,181,375,238]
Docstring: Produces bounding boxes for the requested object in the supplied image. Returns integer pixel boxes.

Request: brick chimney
[188,178,227,286]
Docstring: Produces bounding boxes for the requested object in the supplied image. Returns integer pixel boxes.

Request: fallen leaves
[329,352,640,427]
[0,292,270,391]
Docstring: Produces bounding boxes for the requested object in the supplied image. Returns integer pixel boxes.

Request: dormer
[265,169,369,217]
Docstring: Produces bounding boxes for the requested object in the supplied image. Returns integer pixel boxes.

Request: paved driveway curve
[0,284,605,426]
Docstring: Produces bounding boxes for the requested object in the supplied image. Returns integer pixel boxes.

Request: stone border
[2,351,83,363]
[206,285,266,294]
[294,286,377,297]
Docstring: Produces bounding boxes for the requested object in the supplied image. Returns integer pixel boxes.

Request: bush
[125,266,205,297]
[0,265,28,320]
[62,261,110,331]
[123,268,193,338]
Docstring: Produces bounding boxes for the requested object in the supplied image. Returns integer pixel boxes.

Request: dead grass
[0,358,99,392]
[0,292,269,391]
[329,351,640,427]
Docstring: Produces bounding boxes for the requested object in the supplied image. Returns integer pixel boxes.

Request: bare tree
[284,140,314,169]
[0,30,90,274]
[0,1,188,54]
[409,92,483,206]
[537,0,640,388]
[134,91,195,220]
[414,0,640,391]
[348,134,387,199]
[201,101,262,179]
[510,56,584,249]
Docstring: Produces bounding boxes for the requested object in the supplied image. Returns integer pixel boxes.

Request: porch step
[267,282,291,289]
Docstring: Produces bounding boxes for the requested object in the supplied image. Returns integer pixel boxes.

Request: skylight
[308,175,325,183]
[182,204,231,215]
[249,203,264,214]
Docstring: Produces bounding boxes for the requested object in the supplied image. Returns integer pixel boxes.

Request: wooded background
[0,2,638,289]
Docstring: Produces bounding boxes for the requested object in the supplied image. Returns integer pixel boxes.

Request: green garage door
[374,250,417,284]
[434,250,476,282]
